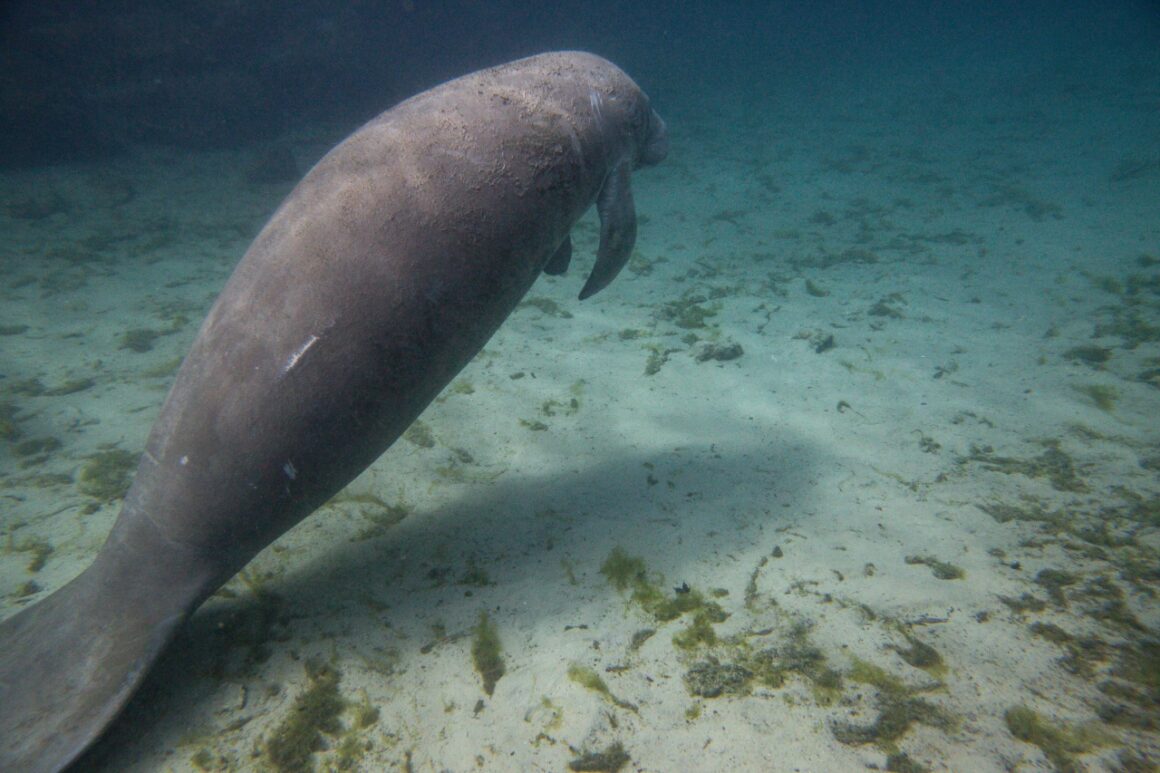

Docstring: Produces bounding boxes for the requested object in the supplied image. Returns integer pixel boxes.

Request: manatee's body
[0,51,667,771]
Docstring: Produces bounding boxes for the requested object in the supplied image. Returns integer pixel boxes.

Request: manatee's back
[112,52,636,573]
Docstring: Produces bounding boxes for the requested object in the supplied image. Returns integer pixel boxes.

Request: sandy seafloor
[1,65,1159,773]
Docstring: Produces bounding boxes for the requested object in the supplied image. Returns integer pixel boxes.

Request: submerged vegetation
[831,658,955,748]
[600,547,727,626]
[1074,383,1120,412]
[472,611,505,696]
[567,741,631,772]
[78,448,138,501]
[962,439,1088,493]
[567,663,638,712]
[1004,705,1110,771]
[266,661,346,772]
[903,554,965,580]
[260,659,379,773]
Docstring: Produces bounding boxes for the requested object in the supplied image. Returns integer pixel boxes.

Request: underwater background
[1,2,1159,770]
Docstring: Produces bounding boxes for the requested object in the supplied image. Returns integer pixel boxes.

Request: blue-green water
[1,3,1157,770]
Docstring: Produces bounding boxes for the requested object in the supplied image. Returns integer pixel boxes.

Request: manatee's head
[568,52,667,173]
[575,87,668,300]
[636,107,668,168]
[535,51,669,299]
[603,86,666,170]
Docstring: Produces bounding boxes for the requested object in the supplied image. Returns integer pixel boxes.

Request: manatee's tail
[0,540,210,772]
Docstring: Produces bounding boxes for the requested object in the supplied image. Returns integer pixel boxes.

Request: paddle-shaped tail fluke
[0,546,206,772]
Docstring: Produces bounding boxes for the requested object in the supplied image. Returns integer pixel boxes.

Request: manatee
[0,50,667,771]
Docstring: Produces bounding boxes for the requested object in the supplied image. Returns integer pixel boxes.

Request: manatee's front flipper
[0,539,210,772]
[578,158,637,300]
[543,234,573,276]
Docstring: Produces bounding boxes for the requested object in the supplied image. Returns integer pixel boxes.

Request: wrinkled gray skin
[0,51,667,772]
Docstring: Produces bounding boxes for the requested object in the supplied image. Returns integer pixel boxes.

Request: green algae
[471,611,505,696]
[189,747,216,770]
[904,554,964,580]
[749,634,843,700]
[568,663,610,694]
[7,378,45,396]
[832,658,954,750]
[1093,306,1160,349]
[885,752,929,773]
[1062,345,1112,368]
[684,658,753,698]
[568,663,638,712]
[643,344,671,376]
[0,401,21,440]
[999,593,1048,615]
[1004,705,1110,771]
[540,397,580,417]
[449,378,475,395]
[679,619,842,705]
[599,547,727,625]
[118,328,162,353]
[567,741,630,772]
[672,610,719,650]
[657,295,720,329]
[519,296,573,318]
[266,661,346,773]
[889,633,945,675]
[964,439,1088,492]
[44,378,95,396]
[805,278,830,297]
[12,436,61,467]
[1034,568,1079,607]
[1074,383,1120,412]
[78,448,137,501]
[868,293,907,319]
[4,535,55,573]
[403,420,435,448]
[599,547,649,593]
[1029,621,1074,644]
[140,357,183,378]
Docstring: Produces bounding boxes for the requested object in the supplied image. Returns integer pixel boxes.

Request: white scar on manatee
[589,89,605,125]
[281,333,320,377]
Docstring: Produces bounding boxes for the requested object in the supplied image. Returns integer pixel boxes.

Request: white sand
[1,66,1158,772]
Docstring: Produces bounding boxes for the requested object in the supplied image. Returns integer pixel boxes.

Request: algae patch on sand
[266,661,346,772]
[1004,704,1110,771]
[78,448,138,501]
[567,740,631,772]
[472,611,505,696]
[261,659,379,773]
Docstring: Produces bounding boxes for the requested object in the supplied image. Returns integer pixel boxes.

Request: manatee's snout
[639,108,668,167]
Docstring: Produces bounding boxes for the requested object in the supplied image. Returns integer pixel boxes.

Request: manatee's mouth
[640,108,668,167]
